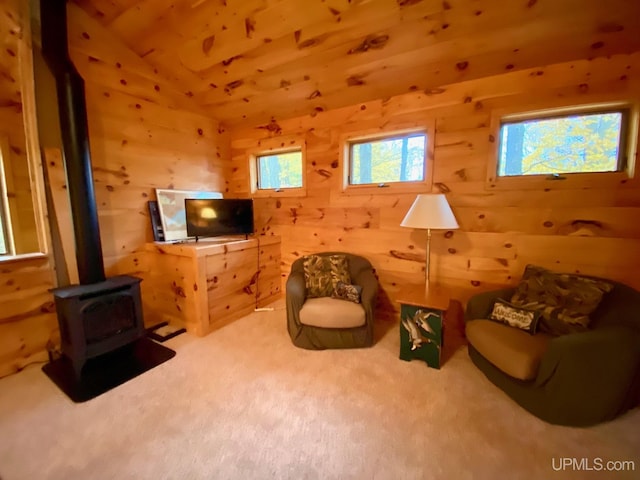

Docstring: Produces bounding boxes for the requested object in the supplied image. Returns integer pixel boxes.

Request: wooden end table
[397,285,450,369]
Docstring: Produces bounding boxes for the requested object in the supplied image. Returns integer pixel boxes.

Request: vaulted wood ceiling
[72,0,640,128]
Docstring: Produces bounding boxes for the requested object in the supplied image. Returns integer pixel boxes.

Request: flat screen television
[185,198,254,240]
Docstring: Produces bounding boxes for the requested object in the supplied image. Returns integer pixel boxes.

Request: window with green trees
[348,132,426,185]
[498,109,628,177]
[256,150,303,190]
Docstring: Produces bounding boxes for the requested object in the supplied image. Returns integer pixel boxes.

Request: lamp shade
[400,194,459,230]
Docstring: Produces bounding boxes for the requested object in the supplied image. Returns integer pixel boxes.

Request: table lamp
[400,194,459,294]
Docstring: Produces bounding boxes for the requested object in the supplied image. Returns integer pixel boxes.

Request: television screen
[185,198,254,239]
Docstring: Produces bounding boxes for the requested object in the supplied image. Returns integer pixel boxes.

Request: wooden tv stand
[142,236,281,336]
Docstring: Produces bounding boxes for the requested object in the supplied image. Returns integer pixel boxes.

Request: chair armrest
[465,288,515,322]
[286,271,306,300]
[535,326,640,419]
[353,269,378,308]
[286,271,307,330]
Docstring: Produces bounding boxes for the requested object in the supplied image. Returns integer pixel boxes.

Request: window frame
[248,138,307,198]
[340,123,435,196]
[487,101,639,191]
[0,136,16,256]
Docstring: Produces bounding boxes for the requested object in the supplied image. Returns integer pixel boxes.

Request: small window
[498,109,629,177]
[256,149,303,191]
[348,132,427,186]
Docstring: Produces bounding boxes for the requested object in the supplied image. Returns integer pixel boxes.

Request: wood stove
[52,276,146,378]
[41,0,146,378]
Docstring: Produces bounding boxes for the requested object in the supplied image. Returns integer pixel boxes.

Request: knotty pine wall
[0,4,229,377]
[230,53,640,319]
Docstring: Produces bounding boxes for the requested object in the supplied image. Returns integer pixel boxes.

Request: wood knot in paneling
[171,282,186,298]
[257,118,282,135]
[347,75,366,86]
[298,34,328,49]
[202,35,215,54]
[434,182,450,193]
[225,80,243,94]
[245,17,256,38]
[41,301,56,313]
[222,55,242,67]
[454,168,467,181]
[348,34,389,54]
[390,250,424,262]
[560,220,604,236]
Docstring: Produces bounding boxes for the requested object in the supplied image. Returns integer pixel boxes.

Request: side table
[397,285,450,369]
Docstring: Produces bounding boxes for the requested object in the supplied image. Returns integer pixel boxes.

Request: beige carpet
[0,299,639,480]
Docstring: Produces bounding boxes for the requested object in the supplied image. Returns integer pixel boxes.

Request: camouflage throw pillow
[332,281,362,303]
[303,255,351,298]
[510,265,613,336]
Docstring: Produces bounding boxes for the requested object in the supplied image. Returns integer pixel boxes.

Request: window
[347,132,427,186]
[249,139,306,198]
[256,150,303,190]
[497,108,629,177]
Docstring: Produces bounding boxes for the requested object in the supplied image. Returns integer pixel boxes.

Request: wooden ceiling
[72,0,640,128]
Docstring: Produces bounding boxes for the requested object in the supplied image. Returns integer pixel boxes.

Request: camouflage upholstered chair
[286,252,378,350]
[465,265,640,426]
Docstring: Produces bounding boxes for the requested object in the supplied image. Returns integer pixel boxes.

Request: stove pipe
[40,0,106,285]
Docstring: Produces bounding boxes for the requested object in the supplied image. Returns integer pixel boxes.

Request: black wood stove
[41,0,146,378]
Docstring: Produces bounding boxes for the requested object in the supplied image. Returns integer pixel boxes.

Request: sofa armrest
[535,326,640,420]
[465,288,516,323]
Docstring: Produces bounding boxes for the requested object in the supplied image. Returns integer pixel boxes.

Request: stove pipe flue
[40,0,106,284]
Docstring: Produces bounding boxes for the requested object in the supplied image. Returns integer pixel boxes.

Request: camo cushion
[332,281,362,303]
[490,298,540,335]
[303,254,351,298]
[510,265,613,336]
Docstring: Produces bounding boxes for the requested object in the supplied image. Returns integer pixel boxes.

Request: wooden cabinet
[141,236,281,336]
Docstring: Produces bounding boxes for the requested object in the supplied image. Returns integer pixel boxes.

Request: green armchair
[465,280,640,426]
[286,252,378,350]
